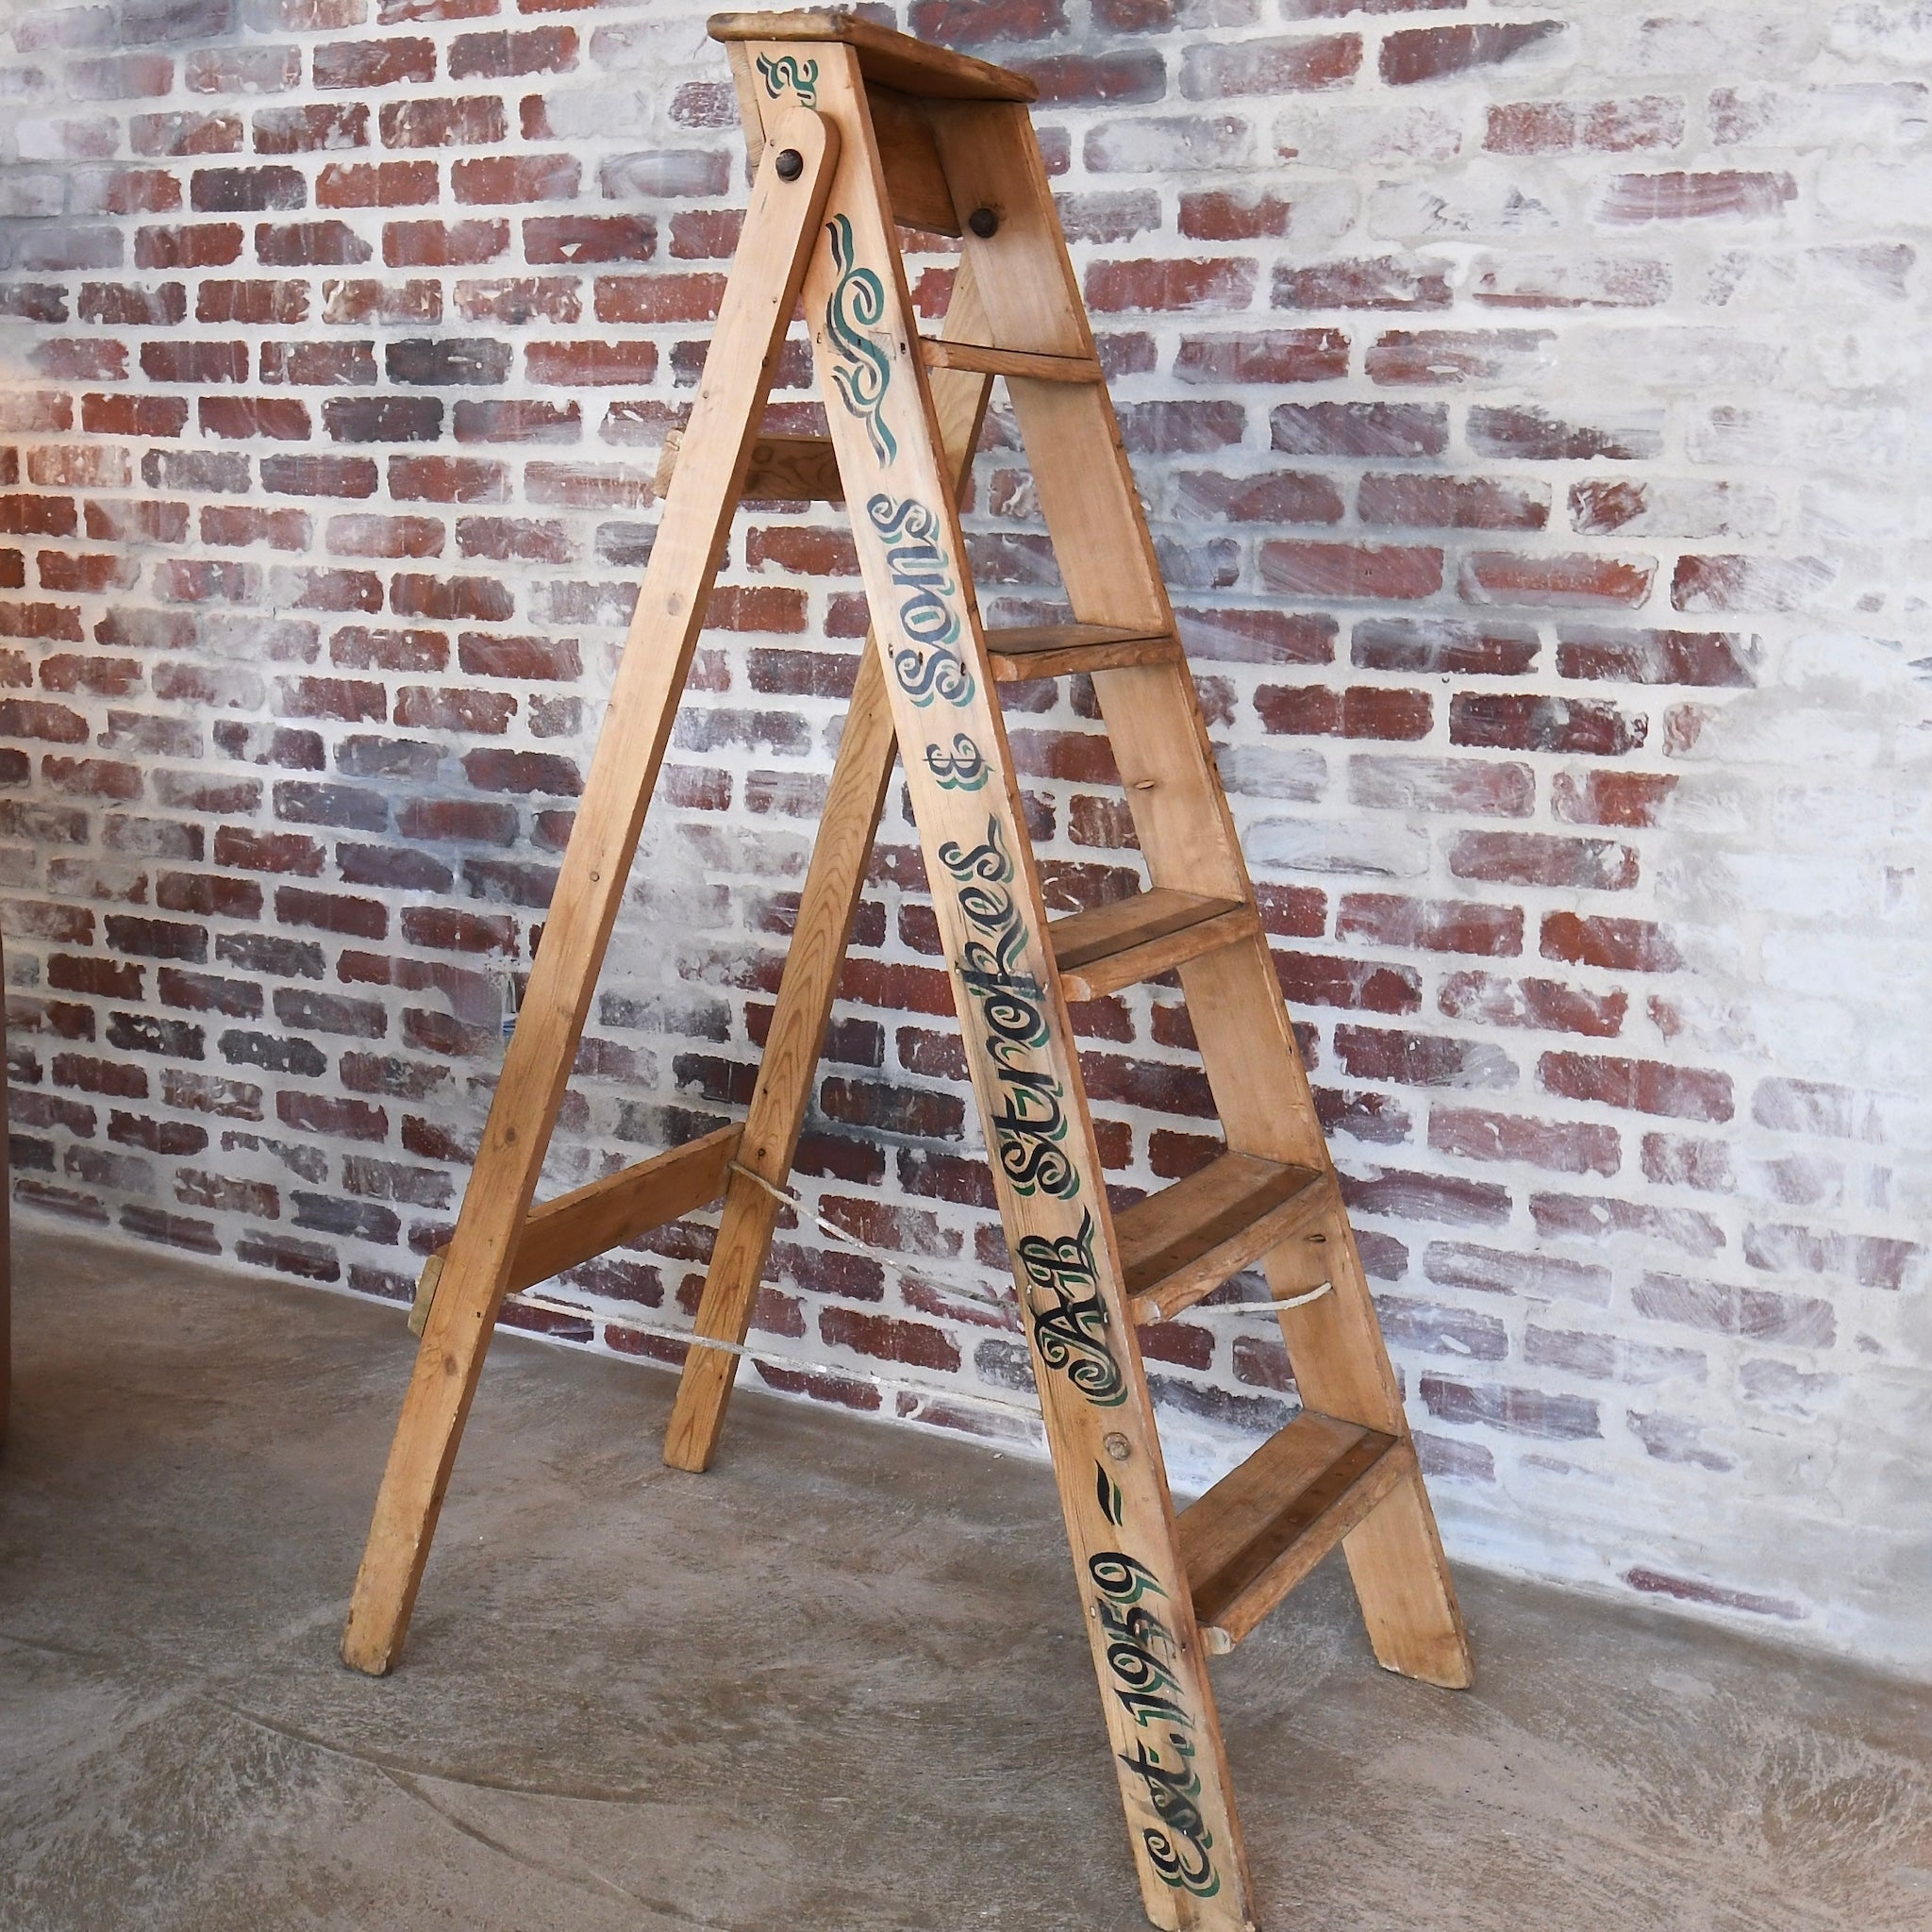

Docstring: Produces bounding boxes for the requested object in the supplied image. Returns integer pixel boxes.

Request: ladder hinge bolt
[774,148,804,181]
[1103,1431,1131,1462]
[968,206,999,238]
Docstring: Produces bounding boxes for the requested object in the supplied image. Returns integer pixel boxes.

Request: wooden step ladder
[343,15,1473,1926]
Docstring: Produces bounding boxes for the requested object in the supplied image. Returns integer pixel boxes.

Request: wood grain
[1050,888,1257,1001]
[661,246,1000,1475]
[709,9,1038,101]
[340,105,841,1679]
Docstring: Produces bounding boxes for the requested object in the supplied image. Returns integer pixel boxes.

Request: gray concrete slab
[2,1224,1928,1932]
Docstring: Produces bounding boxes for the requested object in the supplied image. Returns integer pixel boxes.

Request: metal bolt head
[967,206,1000,239]
[1104,1431,1131,1462]
[774,148,804,181]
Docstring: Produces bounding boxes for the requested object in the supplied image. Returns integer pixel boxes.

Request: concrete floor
[1,1228,1928,1932]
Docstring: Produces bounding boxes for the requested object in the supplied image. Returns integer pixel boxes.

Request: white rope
[502,1285,1053,1425]
[723,1159,1335,1323]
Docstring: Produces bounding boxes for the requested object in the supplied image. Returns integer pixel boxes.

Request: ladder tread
[1117,1150,1334,1325]
[920,337,1103,383]
[1179,1410,1415,1654]
[1050,886,1257,1002]
[709,9,1037,103]
[987,622,1181,685]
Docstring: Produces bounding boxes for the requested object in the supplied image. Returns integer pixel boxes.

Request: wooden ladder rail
[339,103,841,1677]
[661,258,1000,1474]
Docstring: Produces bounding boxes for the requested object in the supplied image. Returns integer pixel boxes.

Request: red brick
[81,392,190,437]
[1429,1108,1620,1177]
[1462,551,1655,608]
[1556,625,1755,687]
[1339,894,1524,957]
[1551,770,1676,828]
[390,454,508,502]
[1541,912,1680,973]
[1353,616,1537,676]
[452,399,579,443]
[381,95,508,146]
[1599,171,1795,224]
[263,454,378,498]
[200,506,311,550]
[254,102,369,153]
[1382,22,1565,85]
[1451,694,1645,756]
[384,217,508,267]
[911,0,1064,42]
[133,109,244,156]
[593,273,725,325]
[1451,831,1637,891]
[1272,401,1446,457]
[1420,1374,1597,1440]
[453,154,578,204]
[1177,193,1294,242]
[1485,96,1685,156]
[525,340,658,386]
[1541,1053,1733,1123]
[1275,951,1421,1015]
[1086,257,1257,312]
[1259,541,1442,601]
[446,26,576,76]
[1362,474,1548,530]
[318,161,439,208]
[1470,405,1662,461]
[314,37,435,88]
[257,220,373,266]
[1181,34,1359,97]
[276,885,388,938]
[1274,257,1452,310]
[196,279,307,325]
[1179,470,1344,525]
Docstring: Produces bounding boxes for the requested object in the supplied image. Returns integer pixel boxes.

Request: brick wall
[1,0,1928,1669]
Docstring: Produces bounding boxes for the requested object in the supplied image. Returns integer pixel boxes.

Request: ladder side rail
[339,105,841,1677]
[663,256,1001,1474]
[765,45,1257,1929]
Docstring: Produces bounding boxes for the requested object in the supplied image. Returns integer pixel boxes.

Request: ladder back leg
[759,48,1256,1926]
[661,259,1000,1473]
[1182,938,1474,1689]
[339,106,841,1677]
[660,642,899,1473]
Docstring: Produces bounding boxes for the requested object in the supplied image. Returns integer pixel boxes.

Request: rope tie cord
[721,1159,1335,1322]
[484,1160,1336,1428]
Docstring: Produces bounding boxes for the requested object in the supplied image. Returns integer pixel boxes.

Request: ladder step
[710,9,1037,103]
[986,622,1181,684]
[1050,887,1257,1002]
[657,428,843,503]
[920,338,1103,384]
[1179,1411,1416,1654]
[1117,1150,1333,1325]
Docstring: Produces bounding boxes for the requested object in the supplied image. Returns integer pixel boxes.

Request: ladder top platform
[708,8,1040,102]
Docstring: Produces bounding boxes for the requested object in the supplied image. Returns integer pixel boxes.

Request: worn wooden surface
[709,9,1038,101]
[340,106,840,1679]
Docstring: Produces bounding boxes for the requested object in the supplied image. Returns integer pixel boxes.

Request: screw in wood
[1104,1431,1131,1461]
[967,207,1000,238]
[774,148,804,180]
